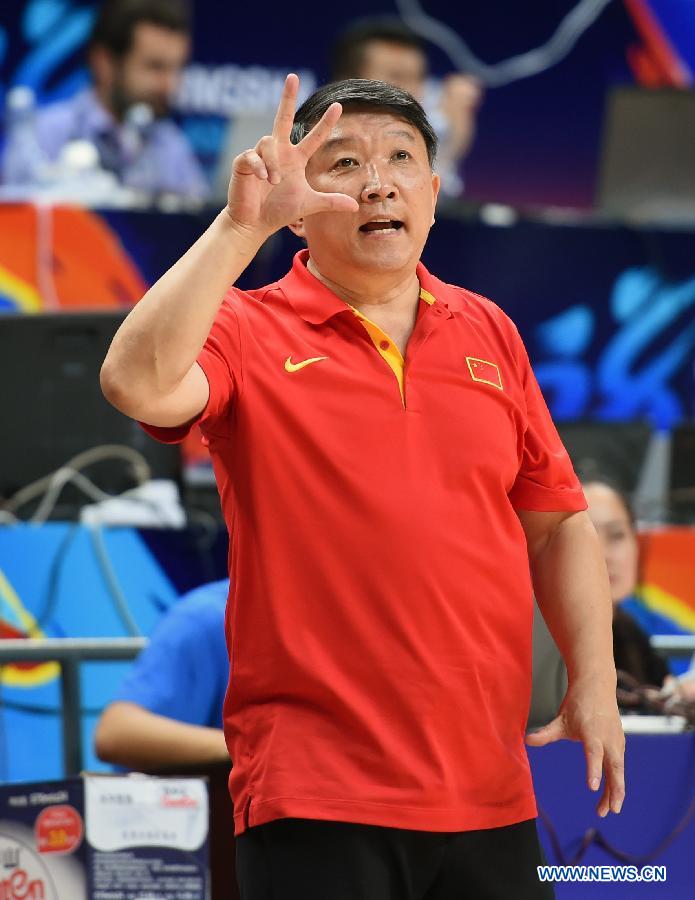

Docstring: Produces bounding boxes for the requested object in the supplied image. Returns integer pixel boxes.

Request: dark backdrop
[0,0,642,207]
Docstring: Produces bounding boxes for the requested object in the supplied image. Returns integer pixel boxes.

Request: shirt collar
[278,249,465,324]
[76,88,118,137]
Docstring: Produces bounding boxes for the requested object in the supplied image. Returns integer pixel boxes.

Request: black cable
[616,669,695,724]
[538,672,695,866]
[538,793,695,867]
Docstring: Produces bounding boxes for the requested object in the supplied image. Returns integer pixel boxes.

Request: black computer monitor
[557,420,652,496]
[0,311,181,516]
[671,423,695,522]
[597,87,695,222]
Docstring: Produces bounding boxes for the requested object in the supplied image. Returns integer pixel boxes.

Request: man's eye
[393,150,411,161]
[335,158,358,168]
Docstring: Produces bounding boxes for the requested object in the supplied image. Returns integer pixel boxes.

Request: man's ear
[89,45,116,92]
[288,218,305,239]
[431,172,441,226]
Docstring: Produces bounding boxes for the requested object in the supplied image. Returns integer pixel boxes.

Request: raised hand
[225,74,359,237]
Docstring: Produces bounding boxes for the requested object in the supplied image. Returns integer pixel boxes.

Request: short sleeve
[140,293,243,444]
[114,591,229,728]
[506,321,586,513]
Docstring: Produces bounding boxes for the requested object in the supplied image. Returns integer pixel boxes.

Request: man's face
[295,111,439,282]
[109,23,190,118]
[358,41,427,101]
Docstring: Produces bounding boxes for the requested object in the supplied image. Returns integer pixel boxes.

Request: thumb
[525,715,567,747]
[305,190,359,217]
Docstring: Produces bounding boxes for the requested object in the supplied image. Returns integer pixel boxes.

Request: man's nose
[360,165,397,202]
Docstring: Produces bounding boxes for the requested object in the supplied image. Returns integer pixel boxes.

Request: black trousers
[235,817,555,900]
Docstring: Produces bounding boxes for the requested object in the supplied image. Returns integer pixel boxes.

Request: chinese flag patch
[466,357,503,390]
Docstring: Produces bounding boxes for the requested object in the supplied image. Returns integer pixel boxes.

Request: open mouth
[358,220,404,234]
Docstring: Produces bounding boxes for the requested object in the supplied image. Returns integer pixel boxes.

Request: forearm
[101,212,266,411]
[529,512,615,688]
[95,702,229,771]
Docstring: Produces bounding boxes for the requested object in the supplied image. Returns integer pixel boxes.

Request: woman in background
[583,480,693,689]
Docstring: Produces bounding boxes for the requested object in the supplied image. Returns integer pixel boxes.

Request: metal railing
[1,632,693,778]
[0,637,147,775]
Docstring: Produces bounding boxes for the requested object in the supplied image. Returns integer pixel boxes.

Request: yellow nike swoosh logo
[284,355,328,373]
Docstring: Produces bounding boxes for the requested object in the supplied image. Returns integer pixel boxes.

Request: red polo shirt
[144,250,585,836]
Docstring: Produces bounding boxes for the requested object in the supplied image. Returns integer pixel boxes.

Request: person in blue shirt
[583,480,693,680]
[95,579,230,770]
[35,0,209,200]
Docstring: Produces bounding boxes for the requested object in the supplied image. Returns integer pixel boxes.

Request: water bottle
[2,85,47,187]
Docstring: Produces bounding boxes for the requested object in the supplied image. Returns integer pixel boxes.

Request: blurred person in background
[95,579,230,770]
[34,0,208,199]
[330,16,483,197]
[584,479,694,693]
[95,578,234,900]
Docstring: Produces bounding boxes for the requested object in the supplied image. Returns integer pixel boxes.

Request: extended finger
[272,73,299,142]
[605,749,625,814]
[297,102,344,159]
[524,716,567,747]
[256,136,281,185]
[233,149,268,181]
[583,737,604,794]
[304,189,359,217]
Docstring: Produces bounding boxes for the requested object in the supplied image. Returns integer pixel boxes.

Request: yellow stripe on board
[637,583,695,633]
[2,660,61,688]
[0,264,42,312]
[0,568,60,687]
[0,568,42,636]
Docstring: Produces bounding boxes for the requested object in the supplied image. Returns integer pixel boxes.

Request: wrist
[567,664,617,690]
[216,209,274,251]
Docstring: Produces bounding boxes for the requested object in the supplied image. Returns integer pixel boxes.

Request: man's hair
[291,79,438,167]
[330,16,425,81]
[90,0,191,57]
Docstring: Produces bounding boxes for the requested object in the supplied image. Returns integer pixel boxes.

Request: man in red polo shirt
[101,75,624,899]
